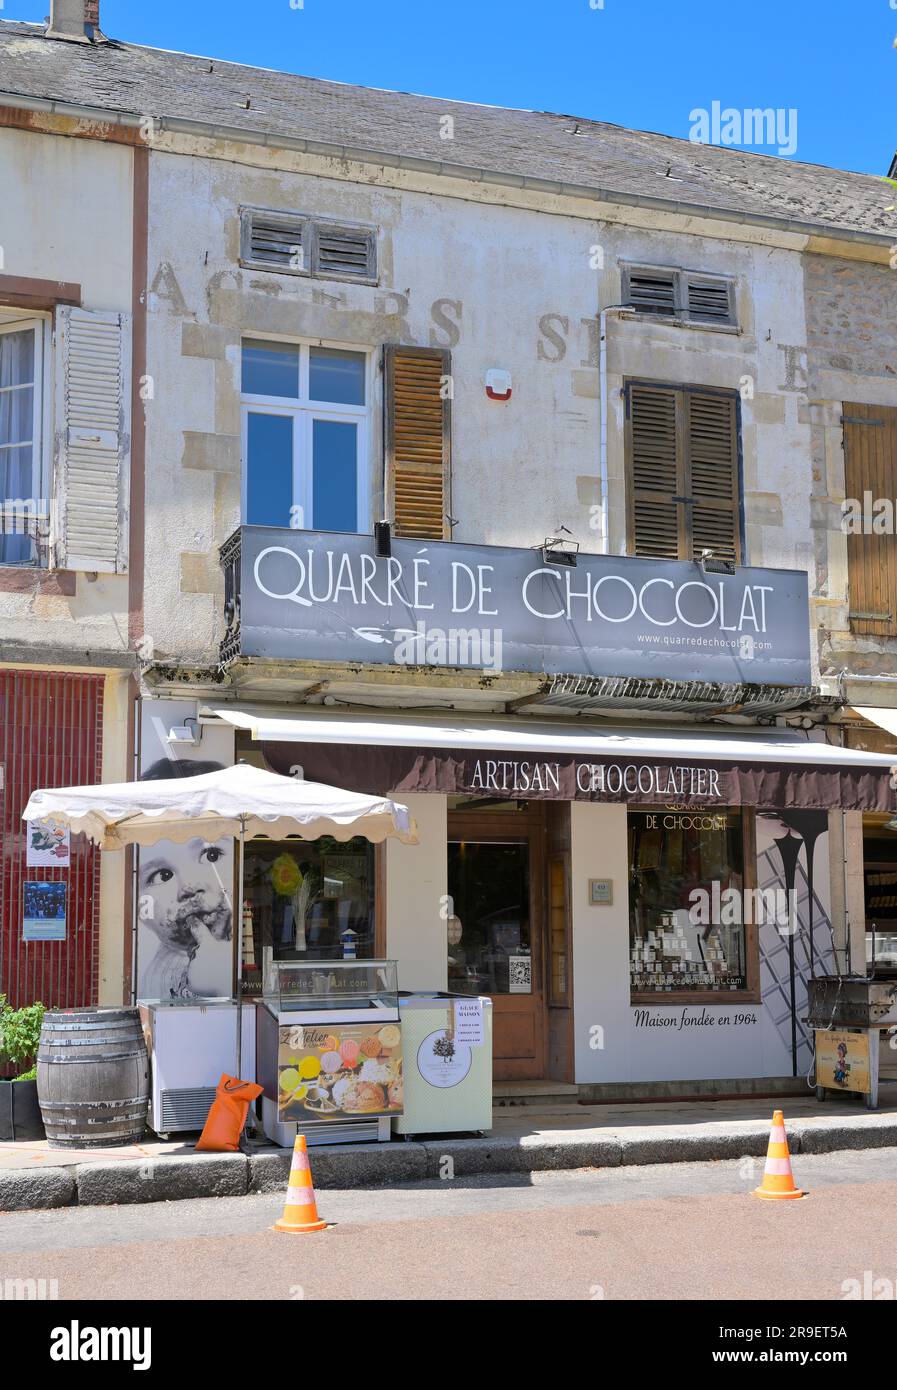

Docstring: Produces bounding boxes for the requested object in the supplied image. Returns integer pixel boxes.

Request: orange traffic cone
[753,1110,806,1200]
[274,1133,328,1232]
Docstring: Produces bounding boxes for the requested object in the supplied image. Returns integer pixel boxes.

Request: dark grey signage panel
[238,528,812,686]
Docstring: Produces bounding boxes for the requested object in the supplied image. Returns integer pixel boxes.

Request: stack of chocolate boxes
[630,913,733,991]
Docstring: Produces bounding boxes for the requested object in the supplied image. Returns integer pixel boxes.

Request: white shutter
[53,306,131,573]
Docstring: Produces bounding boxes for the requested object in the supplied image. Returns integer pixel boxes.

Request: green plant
[0,994,45,1081]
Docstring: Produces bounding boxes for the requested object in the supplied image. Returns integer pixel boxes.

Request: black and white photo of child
[136,757,234,1001]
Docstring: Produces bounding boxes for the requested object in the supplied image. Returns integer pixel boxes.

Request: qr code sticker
[508,955,531,994]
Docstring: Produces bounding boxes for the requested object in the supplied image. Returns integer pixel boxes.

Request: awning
[852,706,897,741]
[208,707,896,812]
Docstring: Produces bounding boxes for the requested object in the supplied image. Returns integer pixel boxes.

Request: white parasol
[23,762,418,1077]
[22,761,417,849]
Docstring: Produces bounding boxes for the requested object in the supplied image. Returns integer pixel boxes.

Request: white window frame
[240,337,371,535]
[0,312,52,565]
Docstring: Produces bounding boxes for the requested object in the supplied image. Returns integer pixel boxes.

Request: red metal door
[0,670,104,1013]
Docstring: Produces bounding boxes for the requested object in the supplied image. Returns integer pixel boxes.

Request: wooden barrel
[37,1008,149,1149]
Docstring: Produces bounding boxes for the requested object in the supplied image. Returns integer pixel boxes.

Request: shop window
[628,808,752,998]
[241,338,369,533]
[242,837,376,990]
[447,840,532,995]
[862,831,897,977]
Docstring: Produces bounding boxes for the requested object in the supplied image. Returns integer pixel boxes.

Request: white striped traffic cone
[753,1109,807,1200]
[274,1133,328,1232]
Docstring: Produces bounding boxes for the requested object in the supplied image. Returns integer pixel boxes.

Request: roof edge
[1,87,893,251]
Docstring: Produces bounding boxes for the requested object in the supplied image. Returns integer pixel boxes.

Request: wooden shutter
[626,383,740,562]
[843,402,897,635]
[384,344,451,540]
[627,384,682,558]
[53,306,131,573]
[686,391,740,563]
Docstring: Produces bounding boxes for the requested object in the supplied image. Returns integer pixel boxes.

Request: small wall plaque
[589,878,613,906]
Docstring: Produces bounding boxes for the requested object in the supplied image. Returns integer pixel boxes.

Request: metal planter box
[0,1078,45,1141]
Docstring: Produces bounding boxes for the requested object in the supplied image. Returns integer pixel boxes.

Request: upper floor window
[239,208,378,285]
[622,264,736,328]
[624,381,742,564]
[241,338,370,534]
[0,315,48,566]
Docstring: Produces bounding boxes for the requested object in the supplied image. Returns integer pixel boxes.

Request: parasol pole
[235,814,246,1080]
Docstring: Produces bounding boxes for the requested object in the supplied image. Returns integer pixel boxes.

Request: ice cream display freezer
[255,960,403,1146]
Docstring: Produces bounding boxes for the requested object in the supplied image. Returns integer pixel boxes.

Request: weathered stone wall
[143,141,814,669]
[803,251,897,681]
[0,126,132,657]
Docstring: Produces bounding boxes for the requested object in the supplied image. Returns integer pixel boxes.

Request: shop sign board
[277,1021,403,1122]
[453,997,486,1047]
[815,1029,872,1094]
[589,878,613,905]
[239,528,812,686]
[266,741,894,814]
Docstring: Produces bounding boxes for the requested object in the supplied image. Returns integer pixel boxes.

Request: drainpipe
[598,305,631,555]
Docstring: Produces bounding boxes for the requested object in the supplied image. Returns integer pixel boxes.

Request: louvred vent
[241,208,376,282]
[627,271,676,316]
[625,265,736,326]
[385,346,451,541]
[248,215,305,269]
[687,280,732,323]
[315,225,376,281]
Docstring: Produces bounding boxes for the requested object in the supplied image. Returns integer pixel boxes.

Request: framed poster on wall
[23,881,66,942]
[26,817,71,867]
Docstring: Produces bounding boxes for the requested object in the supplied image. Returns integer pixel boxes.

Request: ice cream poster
[277,1022,403,1122]
[26,817,70,868]
[815,1029,871,1095]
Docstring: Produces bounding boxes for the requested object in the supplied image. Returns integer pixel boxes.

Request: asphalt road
[2,1147,897,1301]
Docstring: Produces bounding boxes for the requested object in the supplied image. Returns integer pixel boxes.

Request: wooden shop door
[446,804,546,1080]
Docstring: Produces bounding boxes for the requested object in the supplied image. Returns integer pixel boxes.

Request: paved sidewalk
[2,1085,896,1211]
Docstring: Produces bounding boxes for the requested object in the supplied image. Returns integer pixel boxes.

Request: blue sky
[5,0,895,175]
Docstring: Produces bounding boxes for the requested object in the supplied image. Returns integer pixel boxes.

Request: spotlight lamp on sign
[166,718,201,746]
[542,533,580,568]
[485,368,512,401]
[698,548,736,577]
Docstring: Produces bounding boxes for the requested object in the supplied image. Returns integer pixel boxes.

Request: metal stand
[235,819,246,1079]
